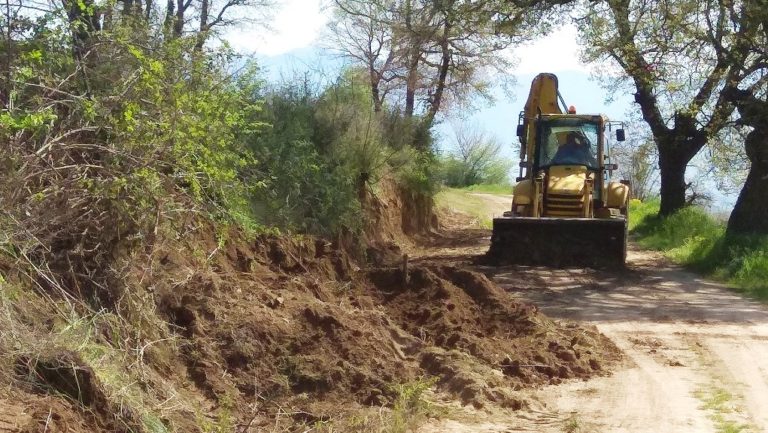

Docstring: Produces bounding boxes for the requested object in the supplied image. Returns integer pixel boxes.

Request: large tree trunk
[727,96,768,235]
[658,154,687,216]
[727,127,768,235]
[657,135,698,216]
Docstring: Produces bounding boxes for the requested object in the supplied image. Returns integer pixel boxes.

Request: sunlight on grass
[629,200,768,300]
[694,387,752,433]
[435,188,494,228]
[461,183,513,195]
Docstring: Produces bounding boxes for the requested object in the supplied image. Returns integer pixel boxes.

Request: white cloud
[511,25,587,74]
[224,0,329,56]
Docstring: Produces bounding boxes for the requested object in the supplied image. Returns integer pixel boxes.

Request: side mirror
[516,124,525,137]
[616,129,626,142]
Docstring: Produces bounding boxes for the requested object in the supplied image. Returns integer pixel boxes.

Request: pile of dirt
[368,265,620,408]
[10,351,141,433]
[0,224,620,432]
[149,231,620,422]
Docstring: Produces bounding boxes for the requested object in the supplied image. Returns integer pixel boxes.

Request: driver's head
[566,133,581,146]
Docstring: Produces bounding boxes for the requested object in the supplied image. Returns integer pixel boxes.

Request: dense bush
[630,200,768,299]
[245,70,438,236]
[0,11,444,313]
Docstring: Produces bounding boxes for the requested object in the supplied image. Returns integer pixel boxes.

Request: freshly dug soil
[149,232,621,425]
[368,265,619,408]
[1,230,620,432]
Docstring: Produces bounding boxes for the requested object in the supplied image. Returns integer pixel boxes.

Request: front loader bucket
[486,217,627,268]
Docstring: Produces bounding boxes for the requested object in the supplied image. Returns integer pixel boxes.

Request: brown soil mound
[368,265,619,408]
[151,233,620,422]
[1,227,620,432]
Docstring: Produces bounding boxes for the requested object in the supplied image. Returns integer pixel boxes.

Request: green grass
[386,378,438,433]
[694,387,752,433]
[562,413,583,433]
[460,183,513,195]
[630,199,768,300]
[435,188,495,228]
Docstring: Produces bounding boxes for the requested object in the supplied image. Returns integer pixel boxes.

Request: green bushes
[246,70,437,237]
[630,200,768,299]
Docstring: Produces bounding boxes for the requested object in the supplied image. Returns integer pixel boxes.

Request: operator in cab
[551,132,598,167]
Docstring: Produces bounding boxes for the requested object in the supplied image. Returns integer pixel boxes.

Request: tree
[328,0,558,141]
[722,0,768,235]
[611,123,659,201]
[577,0,756,216]
[441,121,511,187]
[326,0,398,113]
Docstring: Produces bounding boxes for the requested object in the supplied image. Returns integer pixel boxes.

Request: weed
[386,377,438,433]
[694,387,752,433]
[562,412,582,433]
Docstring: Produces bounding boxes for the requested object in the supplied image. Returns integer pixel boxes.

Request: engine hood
[547,166,591,195]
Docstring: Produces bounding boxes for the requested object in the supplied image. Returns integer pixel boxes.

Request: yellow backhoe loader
[487,73,631,267]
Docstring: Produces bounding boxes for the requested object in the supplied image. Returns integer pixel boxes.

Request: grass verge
[435,188,495,228]
[630,199,768,300]
[460,183,513,195]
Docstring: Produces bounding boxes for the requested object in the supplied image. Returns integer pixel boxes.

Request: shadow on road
[482,261,768,325]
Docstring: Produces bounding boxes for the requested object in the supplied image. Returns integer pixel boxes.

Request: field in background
[435,186,512,229]
[630,199,768,300]
[461,183,514,195]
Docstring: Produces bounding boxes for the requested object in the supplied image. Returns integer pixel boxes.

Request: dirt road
[423,194,768,433]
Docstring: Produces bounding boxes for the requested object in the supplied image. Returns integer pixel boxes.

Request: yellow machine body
[488,73,631,267]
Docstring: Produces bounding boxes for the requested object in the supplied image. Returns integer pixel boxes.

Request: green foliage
[435,188,494,228]
[437,123,511,188]
[245,79,361,235]
[631,200,723,252]
[245,68,438,236]
[106,38,268,231]
[386,377,437,433]
[630,200,768,299]
[439,153,512,188]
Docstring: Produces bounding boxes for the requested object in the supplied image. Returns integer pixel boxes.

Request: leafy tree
[328,0,561,141]
[712,0,768,235]
[577,0,757,216]
[611,123,659,201]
